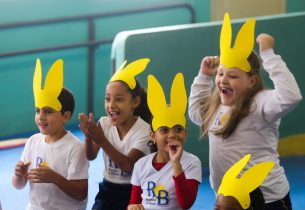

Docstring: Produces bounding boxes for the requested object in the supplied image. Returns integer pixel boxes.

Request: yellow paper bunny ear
[110,58,150,89]
[147,73,187,131]
[220,13,256,72]
[217,154,275,209]
[33,58,63,111]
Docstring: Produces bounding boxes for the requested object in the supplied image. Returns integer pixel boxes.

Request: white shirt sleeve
[67,145,89,180]
[188,72,214,126]
[259,49,302,122]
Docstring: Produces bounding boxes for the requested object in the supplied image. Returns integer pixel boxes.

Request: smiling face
[35,106,69,142]
[215,65,257,106]
[105,81,140,129]
[151,125,186,157]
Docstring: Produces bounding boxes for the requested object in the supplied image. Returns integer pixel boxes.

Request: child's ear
[249,75,258,88]
[62,111,72,122]
[132,96,141,108]
[150,131,156,141]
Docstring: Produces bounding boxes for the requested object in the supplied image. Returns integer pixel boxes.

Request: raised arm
[256,33,302,121]
[188,56,219,125]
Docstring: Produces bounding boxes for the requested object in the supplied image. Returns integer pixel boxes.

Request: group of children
[12,12,302,210]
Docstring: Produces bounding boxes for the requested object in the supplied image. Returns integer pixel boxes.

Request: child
[215,154,275,210]
[78,58,152,210]
[128,73,202,210]
[12,59,89,210]
[188,13,302,210]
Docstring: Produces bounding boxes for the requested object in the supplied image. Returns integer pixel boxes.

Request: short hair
[58,87,75,116]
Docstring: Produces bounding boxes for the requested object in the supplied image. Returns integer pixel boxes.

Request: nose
[108,99,115,109]
[36,111,45,121]
[220,75,228,84]
[167,128,177,140]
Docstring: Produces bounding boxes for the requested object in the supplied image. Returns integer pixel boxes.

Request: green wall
[112,12,305,164]
[0,0,210,139]
[287,0,305,13]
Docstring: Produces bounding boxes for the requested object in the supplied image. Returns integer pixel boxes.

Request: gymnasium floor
[1,129,304,210]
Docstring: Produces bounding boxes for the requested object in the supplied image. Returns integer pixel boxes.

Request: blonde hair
[200,51,263,139]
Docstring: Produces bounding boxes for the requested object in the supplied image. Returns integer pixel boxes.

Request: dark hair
[201,51,263,139]
[58,87,75,116]
[147,140,158,153]
[249,188,265,210]
[125,80,152,124]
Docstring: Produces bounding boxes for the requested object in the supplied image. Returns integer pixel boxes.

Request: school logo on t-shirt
[36,156,48,168]
[108,159,131,176]
[145,181,170,207]
[214,111,230,127]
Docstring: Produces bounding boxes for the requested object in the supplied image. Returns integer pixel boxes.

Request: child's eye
[174,125,184,133]
[45,109,54,114]
[116,97,124,102]
[35,108,40,113]
[105,97,110,102]
[229,75,238,78]
[159,127,169,133]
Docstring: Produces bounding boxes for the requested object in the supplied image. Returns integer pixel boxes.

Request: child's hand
[200,56,219,76]
[28,165,56,183]
[14,161,31,178]
[256,33,275,52]
[168,140,183,163]
[127,204,144,210]
[78,113,90,138]
[85,115,106,146]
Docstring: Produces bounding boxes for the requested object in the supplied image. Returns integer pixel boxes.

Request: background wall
[0,0,210,138]
[211,0,285,20]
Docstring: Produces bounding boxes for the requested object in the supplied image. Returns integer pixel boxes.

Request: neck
[117,116,137,139]
[45,130,67,143]
[154,151,170,163]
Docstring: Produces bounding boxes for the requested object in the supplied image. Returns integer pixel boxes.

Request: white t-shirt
[99,116,151,184]
[21,131,89,210]
[188,49,302,203]
[131,151,202,210]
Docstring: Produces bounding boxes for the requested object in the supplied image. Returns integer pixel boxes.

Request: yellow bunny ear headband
[147,73,187,131]
[33,58,63,111]
[110,58,150,89]
[220,13,256,72]
[217,154,275,209]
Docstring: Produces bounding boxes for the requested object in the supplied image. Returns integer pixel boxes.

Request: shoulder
[62,132,83,148]
[25,133,44,146]
[135,153,154,167]
[135,117,150,130]
[129,117,151,138]
[182,151,201,164]
[251,89,274,110]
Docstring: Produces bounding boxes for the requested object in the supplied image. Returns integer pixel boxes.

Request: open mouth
[109,111,119,120]
[220,87,233,95]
